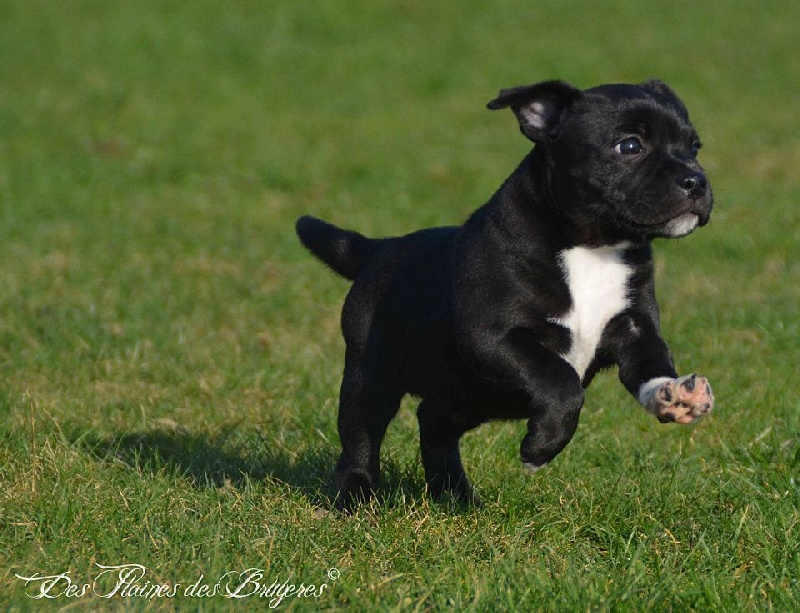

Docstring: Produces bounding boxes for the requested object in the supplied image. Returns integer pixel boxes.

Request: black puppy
[296,79,715,509]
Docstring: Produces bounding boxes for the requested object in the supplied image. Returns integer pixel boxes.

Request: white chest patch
[550,245,632,379]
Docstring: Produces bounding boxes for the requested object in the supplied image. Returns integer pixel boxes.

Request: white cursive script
[14,563,334,607]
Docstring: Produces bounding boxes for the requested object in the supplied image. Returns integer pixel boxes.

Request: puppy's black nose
[677,171,707,199]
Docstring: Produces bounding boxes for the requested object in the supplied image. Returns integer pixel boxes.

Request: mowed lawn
[1,1,798,610]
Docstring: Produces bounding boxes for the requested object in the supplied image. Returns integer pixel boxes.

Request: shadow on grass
[70,419,339,507]
[68,419,433,512]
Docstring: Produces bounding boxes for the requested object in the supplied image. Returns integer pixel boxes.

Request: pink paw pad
[642,374,714,424]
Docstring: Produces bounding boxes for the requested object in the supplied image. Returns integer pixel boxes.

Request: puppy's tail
[295,216,380,281]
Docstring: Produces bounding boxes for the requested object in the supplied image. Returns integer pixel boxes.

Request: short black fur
[295,79,714,509]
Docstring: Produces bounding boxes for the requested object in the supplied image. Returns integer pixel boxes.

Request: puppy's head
[489,79,713,244]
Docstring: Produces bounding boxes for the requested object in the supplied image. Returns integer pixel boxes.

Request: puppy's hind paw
[639,374,714,424]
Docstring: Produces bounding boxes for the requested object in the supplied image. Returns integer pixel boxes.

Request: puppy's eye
[615,137,644,155]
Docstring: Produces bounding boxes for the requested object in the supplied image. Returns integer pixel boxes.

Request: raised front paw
[639,374,714,424]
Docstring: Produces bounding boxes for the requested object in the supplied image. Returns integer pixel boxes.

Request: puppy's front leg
[612,314,714,424]
[417,400,479,503]
[638,374,714,424]
[480,328,586,471]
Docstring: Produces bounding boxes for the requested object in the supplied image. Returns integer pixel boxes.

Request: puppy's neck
[485,149,650,250]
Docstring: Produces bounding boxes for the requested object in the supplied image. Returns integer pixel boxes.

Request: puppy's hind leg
[335,358,402,511]
[417,400,480,504]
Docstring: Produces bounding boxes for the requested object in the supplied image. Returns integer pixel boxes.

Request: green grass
[1,0,798,610]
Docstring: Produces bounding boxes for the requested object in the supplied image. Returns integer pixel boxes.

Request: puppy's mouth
[613,183,713,240]
[660,213,700,237]
[620,211,703,239]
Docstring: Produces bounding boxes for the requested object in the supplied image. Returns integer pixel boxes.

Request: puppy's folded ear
[640,79,673,95]
[640,79,689,118]
[487,80,582,143]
